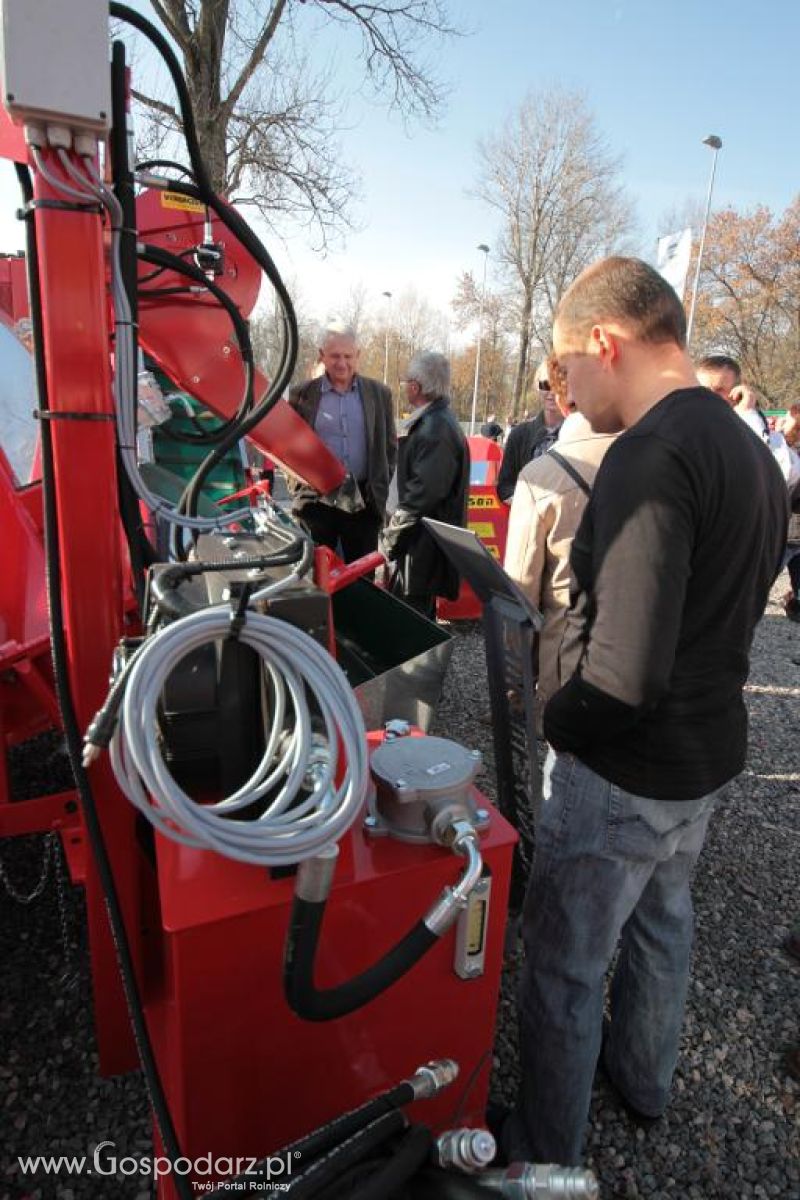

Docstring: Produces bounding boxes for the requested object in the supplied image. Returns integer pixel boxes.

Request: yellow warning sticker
[469,494,500,510]
[161,191,205,213]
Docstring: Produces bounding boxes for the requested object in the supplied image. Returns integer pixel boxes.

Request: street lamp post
[686,135,722,346]
[381,291,392,385]
[469,244,490,435]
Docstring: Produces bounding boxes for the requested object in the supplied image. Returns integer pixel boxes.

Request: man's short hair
[556,256,687,348]
[408,350,450,399]
[696,354,741,384]
[319,325,358,349]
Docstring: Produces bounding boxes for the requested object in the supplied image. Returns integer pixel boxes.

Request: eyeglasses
[537,379,552,392]
[400,378,419,387]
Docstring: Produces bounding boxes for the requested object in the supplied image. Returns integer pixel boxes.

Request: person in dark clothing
[504,257,789,1168]
[380,351,469,619]
[496,360,565,501]
[288,328,396,562]
[480,414,504,442]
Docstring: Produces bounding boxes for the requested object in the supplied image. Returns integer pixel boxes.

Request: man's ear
[589,324,619,364]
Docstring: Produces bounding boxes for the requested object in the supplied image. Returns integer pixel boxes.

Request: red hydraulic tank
[143,747,516,1196]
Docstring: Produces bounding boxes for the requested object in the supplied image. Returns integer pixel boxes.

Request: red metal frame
[0,68,515,1196]
[29,148,140,1072]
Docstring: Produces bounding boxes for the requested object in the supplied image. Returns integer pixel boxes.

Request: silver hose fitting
[294,844,339,903]
[424,831,483,937]
[409,1059,459,1100]
[434,1128,497,1173]
[478,1162,599,1198]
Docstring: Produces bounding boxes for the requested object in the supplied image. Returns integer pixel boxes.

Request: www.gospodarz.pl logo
[18,1142,297,1190]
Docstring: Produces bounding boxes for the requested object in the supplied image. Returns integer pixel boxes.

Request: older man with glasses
[497,360,566,503]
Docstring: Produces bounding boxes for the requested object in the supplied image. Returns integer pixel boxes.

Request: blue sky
[0,0,795,329]
[276,0,798,324]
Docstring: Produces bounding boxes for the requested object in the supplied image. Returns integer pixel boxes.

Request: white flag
[656,228,693,300]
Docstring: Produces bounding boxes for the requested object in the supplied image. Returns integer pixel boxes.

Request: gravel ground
[1,577,798,1199]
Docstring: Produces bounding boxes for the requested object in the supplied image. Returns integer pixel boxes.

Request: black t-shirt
[544,388,789,799]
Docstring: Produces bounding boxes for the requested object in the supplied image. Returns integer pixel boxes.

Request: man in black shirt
[505,258,788,1167]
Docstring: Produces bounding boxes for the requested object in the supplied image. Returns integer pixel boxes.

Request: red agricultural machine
[0,3,597,1197]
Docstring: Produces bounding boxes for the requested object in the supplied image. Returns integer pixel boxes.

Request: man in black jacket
[496,360,565,502]
[288,328,396,562]
[380,351,469,619]
[504,257,788,1168]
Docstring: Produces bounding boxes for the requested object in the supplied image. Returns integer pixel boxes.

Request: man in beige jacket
[504,383,617,732]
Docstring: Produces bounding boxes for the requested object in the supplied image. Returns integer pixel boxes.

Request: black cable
[110,2,297,411]
[282,1110,407,1200]
[136,157,195,180]
[283,896,438,1022]
[139,244,196,284]
[111,38,148,614]
[137,243,254,447]
[111,2,297,561]
[268,1080,419,1173]
[14,161,194,1200]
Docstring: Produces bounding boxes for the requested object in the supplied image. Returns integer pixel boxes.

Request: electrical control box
[0,0,110,133]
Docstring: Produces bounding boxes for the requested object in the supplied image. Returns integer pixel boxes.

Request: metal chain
[0,832,53,904]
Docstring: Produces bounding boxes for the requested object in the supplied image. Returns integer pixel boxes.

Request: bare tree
[136,0,458,243]
[691,198,800,405]
[451,270,514,418]
[475,89,636,415]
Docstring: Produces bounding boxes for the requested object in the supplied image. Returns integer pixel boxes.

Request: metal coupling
[294,844,339,903]
[434,1128,497,1173]
[408,1059,459,1100]
[478,1162,599,1198]
[430,809,475,848]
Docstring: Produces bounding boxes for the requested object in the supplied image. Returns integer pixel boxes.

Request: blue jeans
[506,749,719,1166]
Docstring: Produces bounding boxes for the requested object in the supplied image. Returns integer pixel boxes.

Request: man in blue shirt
[288,329,396,561]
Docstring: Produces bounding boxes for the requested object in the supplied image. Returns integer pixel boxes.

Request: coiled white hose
[109,606,369,866]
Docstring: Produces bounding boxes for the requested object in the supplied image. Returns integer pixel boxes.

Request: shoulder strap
[547,448,592,497]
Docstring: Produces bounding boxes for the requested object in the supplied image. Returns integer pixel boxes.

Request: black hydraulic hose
[149,541,306,619]
[343,1123,433,1200]
[14,163,194,1200]
[109,3,297,407]
[282,1110,407,1200]
[111,38,148,614]
[268,1079,419,1171]
[137,242,262,537]
[284,897,438,1022]
[136,157,195,180]
[136,249,252,447]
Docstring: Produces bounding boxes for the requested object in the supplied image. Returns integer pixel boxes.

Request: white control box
[0,0,110,133]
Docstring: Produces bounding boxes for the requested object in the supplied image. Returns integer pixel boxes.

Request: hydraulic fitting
[434,1128,497,1173]
[477,1162,599,1198]
[409,1059,459,1101]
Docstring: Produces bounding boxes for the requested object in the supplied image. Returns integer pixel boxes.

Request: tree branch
[221,0,289,119]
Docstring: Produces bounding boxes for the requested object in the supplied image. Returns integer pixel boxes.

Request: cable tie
[227,583,254,642]
[34,410,115,422]
[22,198,103,216]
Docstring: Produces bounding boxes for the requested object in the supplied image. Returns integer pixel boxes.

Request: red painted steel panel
[135,189,344,495]
[147,777,515,1197]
